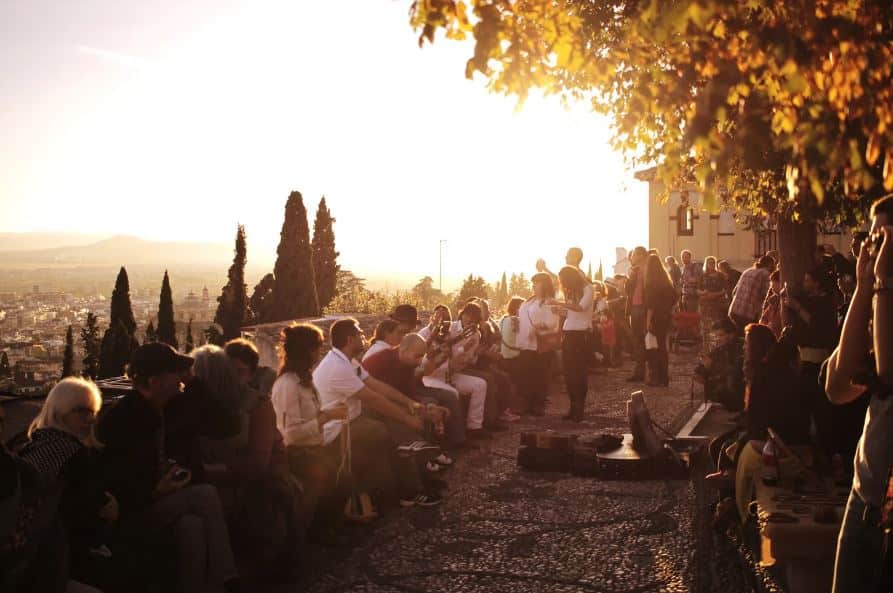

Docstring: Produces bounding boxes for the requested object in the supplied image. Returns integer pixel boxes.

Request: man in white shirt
[314,318,446,506]
[517,273,561,416]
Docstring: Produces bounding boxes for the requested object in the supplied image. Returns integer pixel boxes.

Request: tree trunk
[776,215,817,291]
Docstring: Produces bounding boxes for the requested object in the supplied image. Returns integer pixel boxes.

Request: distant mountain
[0,234,273,269]
[0,232,107,252]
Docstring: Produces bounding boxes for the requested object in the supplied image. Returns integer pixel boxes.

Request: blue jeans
[833,488,885,593]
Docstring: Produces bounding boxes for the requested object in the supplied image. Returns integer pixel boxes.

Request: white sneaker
[426,460,442,472]
[434,453,454,466]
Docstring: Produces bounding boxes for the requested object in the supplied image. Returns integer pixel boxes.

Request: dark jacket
[97,393,165,516]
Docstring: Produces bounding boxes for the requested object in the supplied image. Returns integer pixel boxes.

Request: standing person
[680,250,702,312]
[517,273,561,416]
[547,266,594,422]
[728,255,773,332]
[825,193,892,593]
[759,270,784,338]
[643,254,678,387]
[697,256,729,351]
[608,276,630,364]
[97,343,240,593]
[665,256,682,295]
[362,319,403,362]
[718,260,741,302]
[499,296,525,389]
[625,247,649,382]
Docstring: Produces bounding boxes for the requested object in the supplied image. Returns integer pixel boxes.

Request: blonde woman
[17,378,117,590]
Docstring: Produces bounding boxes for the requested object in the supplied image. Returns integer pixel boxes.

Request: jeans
[646,321,669,384]
[562,330,590,416]
[358,411,425,498]
[129,484,237,593]
[413,384,465,446]
[832,489,885,593]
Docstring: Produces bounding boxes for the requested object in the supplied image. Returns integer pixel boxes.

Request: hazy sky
[1,0,648,290]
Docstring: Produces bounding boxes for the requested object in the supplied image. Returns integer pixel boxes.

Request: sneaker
[89,545,113,559]
[396,441,440,454]
[434,453,454,466]
[399,492,444,507]
[498,411,521,423]
[426,460,443,472]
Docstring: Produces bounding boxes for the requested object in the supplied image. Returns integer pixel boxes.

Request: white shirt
[312,348,369,423]
[562,284,594,331]
[361,340,392,362]
[517,299,560,351]
[271,372,342,446]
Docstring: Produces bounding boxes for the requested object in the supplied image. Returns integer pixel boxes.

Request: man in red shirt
[363,334,465,449]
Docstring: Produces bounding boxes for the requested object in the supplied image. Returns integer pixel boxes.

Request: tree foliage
[411,276,443,310]
[508,272,533,298]
[80,313,101,379]
[266,191,320,322]
[62,325,75,378]
[144,321,157,344]
[311,197,340,311]
[0,351,11,379]
[411,0,892,225]
[456,274,489,308]
[99,267,139,378]
[157,270,178,349]
[185,318,195,354]
[249,273,276,321]
[215,224,250,340]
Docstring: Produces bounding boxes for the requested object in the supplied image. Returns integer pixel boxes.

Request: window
[718,209,736,236]
[676,190,695,236]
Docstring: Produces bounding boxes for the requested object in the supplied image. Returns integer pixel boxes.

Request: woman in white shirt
[361,319,402,362]
[517,273,560,416]
[549,266,595,422]
[270,323,352,532]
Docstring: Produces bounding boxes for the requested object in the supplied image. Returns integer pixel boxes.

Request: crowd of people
[1,194,891,591]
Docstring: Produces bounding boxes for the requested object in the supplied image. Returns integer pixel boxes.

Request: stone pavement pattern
[297,353,753,593]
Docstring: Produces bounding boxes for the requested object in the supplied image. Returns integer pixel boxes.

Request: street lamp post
[439,239,447,292]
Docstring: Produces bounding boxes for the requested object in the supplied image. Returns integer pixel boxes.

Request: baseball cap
[127,343,193,382]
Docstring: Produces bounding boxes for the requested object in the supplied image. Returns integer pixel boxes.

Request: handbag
[336,420,378,524]
[528,306,561,353]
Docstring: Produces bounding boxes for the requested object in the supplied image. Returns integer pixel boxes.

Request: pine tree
[587,262,593,282]
[62,325,74,378]
[249,273,275,321]
[266,191,320,322]
[81,313,101,379]
[144,321,157,344]
[456,274,489,307]
[0,351,11,379]
[595,261,604,282]
[99,267,139,378]
[185,318,195,353]
[497,272,509,308]
[156,270,178,349]
[214,225,250,341]
[311,197,340,311]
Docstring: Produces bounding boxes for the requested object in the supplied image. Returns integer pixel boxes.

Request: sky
[1,0,649,291]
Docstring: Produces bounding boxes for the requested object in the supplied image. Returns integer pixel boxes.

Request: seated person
[197,343,286,482]
[226,338,277,398]
[97,343,239,593]
[363,333,461,461]
[419,306,489,438]
[470,299,520,423]
[731,324,810,521]
[694,318,744,411]
[313,318,447,507]
[362,319,403,362]
[8,378,116,593]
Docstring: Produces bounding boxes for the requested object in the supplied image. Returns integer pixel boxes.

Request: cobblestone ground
[295,352,745,593]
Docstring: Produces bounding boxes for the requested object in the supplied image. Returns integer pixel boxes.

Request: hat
[127,342,194,381]
[390,304,420,326]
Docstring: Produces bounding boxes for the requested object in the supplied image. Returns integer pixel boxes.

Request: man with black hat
[98,343,239,593]
[390,304,421,336]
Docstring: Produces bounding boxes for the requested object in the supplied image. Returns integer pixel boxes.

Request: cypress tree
[498,272,508,308]
[99,267,139,378]
[62,325,74,378]
[267,191,320,322]
[214,224,250,341]
[80,313,101,379]
[587,262,593,282]
[595,260,604,282]
[249,273,275,322]
[0,351,11,378]
[144,321,157,344]
[311,196,340,311]
[156,270,178,349]
[185,318,195,353]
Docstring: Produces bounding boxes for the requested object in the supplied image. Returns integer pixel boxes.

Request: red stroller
[670,310,701,352]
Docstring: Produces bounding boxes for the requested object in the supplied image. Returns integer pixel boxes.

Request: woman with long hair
[643,253,677,386]
[14,378,117,592]
[517,273,560,416]
[362,319,402,362]
[549,266,594,421]
[697,256,728,351]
